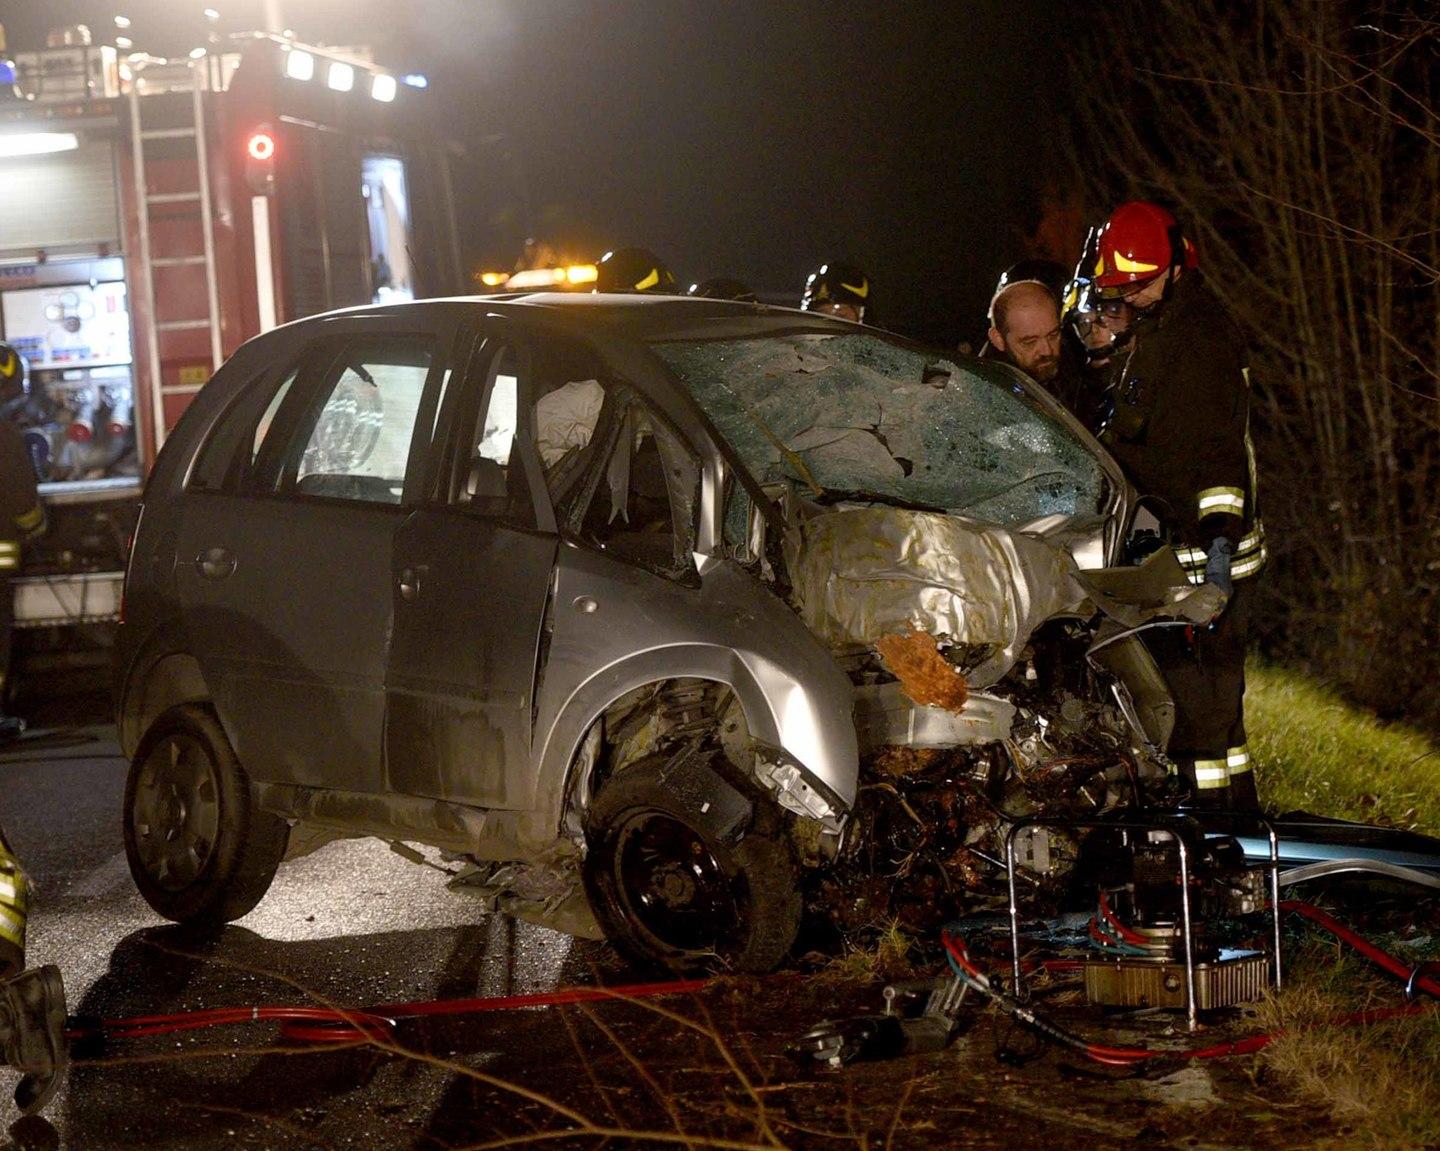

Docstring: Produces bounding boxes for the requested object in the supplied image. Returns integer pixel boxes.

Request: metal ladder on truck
[128,55,224,457]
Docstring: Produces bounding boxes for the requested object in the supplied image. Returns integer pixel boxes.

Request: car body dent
[532,544,859,820]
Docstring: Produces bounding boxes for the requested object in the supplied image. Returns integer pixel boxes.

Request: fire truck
[0,24,465,657]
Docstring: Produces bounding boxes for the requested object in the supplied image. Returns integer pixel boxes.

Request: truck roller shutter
[0,143,120,252]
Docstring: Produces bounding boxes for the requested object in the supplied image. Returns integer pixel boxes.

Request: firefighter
[0,343,45,741]
[800,263,870,323]
[0,830,66,1115]
[594,247,677,294]
[0,347,67,1114]
[1093,201,1265,811]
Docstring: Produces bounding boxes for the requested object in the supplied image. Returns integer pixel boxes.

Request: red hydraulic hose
[67,977,710,1047]
[1280,900,1440,1000]
[1097,891,1153,947]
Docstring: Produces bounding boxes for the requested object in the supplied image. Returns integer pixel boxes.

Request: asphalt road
[0,711,627,1149]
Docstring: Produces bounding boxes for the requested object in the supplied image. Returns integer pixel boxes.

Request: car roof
[288,292,864,343]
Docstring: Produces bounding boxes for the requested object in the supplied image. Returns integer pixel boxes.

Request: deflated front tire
[582,751,801,974]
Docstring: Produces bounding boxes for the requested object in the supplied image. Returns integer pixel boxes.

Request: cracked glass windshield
[652,332,1106,524]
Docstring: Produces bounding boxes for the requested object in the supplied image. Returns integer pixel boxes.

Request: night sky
[0,0,1076,344]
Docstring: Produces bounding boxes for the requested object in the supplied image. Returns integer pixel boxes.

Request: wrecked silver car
[116,294,1194,971]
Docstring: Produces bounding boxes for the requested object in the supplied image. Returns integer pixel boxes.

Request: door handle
[194,547,236,580]
[397,567,422,601]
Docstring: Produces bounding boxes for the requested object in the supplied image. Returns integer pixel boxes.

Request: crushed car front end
[632,315,1164,947]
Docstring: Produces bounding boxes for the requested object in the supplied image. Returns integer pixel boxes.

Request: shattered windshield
[652,332,1106,524]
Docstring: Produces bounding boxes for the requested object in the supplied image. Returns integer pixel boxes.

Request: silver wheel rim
[131,731,222,891]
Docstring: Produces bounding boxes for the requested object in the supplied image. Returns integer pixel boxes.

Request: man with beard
[983,277,1089,416]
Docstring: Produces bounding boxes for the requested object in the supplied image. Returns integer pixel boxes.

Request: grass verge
[1253,940,1440,1150]
[1246,660,1440,1147]
[1249,660,1440,834]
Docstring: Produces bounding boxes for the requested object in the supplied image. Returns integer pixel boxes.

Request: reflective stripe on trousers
[1190,742,1252,789]
[1192,758,1229,789]
[0,852,27,952]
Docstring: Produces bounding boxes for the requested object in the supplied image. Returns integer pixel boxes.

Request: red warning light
[246,131,276,161]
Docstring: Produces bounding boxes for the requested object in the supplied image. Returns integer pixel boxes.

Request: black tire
[123,703,289,924]
[582,756,801,974]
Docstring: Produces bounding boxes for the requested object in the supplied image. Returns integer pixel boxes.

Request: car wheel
[123,704,289,924]
[582,756,801,973]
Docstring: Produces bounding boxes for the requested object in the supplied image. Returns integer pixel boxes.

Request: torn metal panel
[1074,546,1226,629]
[786,507,1089,688]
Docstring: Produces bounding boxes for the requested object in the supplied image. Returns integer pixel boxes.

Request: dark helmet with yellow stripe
[993,259,1067,307]
[0,342,30,407]
[800,263,870,321]
[594,247,677,293]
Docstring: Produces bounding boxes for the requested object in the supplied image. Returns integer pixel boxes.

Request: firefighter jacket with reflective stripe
[0,422,42,571]
[1099,273,1264,584]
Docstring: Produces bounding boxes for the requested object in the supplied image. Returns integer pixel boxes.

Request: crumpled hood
[784,507,1091,688]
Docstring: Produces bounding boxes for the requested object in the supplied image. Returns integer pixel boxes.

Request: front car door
[174,313,459,790]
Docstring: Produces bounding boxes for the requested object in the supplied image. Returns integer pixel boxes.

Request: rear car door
[383,326,559,806]
[175,314,459,790]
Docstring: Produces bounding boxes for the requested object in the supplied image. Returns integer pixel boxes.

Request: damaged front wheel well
[562,678,755,840]
[562,677,846,868]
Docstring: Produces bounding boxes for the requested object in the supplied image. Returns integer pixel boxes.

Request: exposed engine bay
[814,619,1159,942]
[772,501,1294,1028]
[779,505,1212,945]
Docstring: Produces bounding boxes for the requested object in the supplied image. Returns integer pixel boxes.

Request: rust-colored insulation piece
[874,628,970,712]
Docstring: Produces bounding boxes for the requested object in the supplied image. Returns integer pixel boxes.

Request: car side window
[552,387,700,580]
[187,356,305,493]
[264,337,436,505]
[450,345,537,528]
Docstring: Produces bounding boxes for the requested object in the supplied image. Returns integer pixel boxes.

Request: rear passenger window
[279,338,435,504]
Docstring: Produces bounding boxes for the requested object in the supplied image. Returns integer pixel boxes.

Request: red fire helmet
[1093,201,1198,292]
